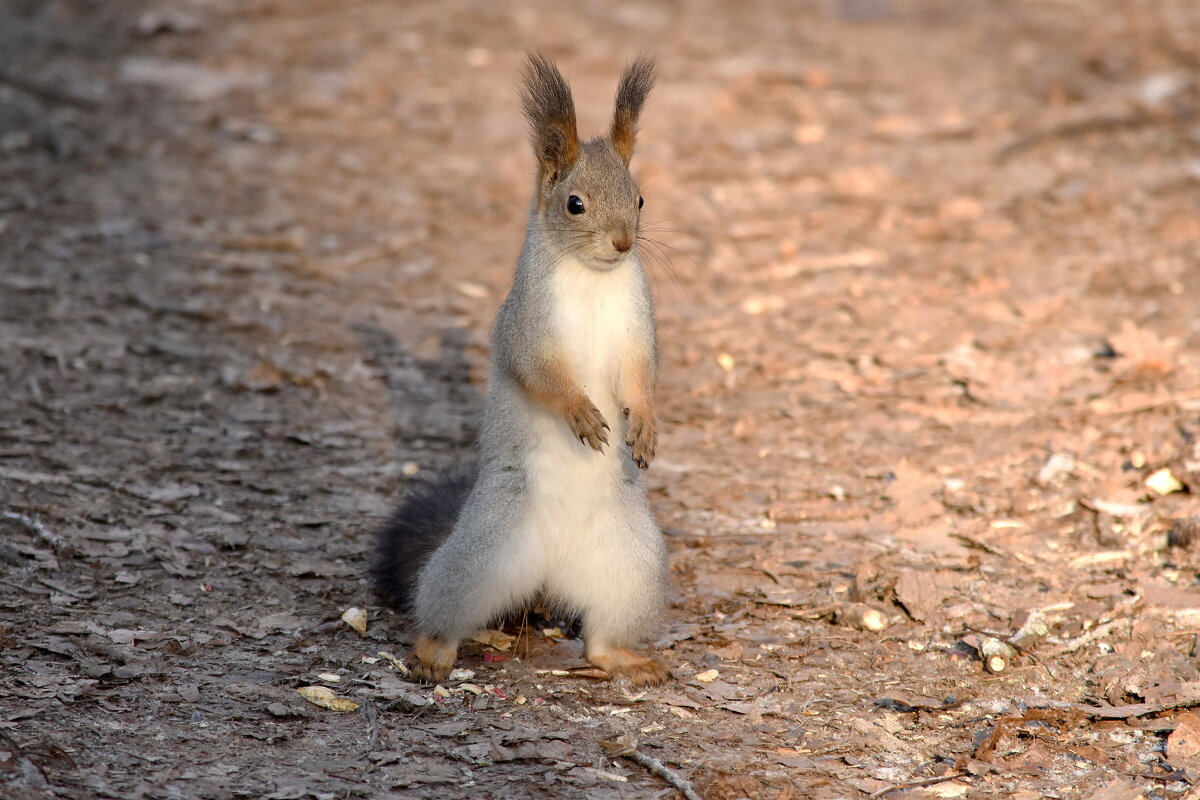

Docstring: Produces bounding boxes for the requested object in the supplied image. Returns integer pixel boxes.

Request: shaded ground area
[3,1,1200,797]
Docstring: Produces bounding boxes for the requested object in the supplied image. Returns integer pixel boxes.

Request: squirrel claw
[567,399,609,453]
[624,407,657,469]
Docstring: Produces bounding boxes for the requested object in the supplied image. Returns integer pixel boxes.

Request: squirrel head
[520,53,656,271]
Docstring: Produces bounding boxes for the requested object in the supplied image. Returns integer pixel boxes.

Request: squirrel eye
[567,195,585,215]
[638,195,644,209]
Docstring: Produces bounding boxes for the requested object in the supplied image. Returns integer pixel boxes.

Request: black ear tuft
[520,53,581,184]
[610,54,656,164]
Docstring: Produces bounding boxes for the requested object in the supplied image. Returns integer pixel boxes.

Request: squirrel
[372,53,669,686]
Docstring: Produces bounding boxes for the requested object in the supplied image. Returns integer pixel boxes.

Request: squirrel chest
[549,257,643,410]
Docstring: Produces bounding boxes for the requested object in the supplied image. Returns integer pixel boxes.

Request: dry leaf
[377,651,410,677]
[1108,320,1175,376]
[297,685,359,712]
[471,629,515,651]
[340,606,367,636]
[893,571,943,622]
[1145,468,1184,496]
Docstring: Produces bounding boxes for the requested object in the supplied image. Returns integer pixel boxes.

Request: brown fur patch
[610,54,657,164]
[521,53,580,189]
[619,349,657,468]
[514,351,610,452]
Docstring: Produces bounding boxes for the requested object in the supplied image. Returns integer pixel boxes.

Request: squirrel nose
[611,231,633,253]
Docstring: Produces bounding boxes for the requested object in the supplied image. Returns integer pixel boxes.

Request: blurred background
[3,1,1200,798]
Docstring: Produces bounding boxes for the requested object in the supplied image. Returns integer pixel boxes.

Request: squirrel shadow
[351,321,482,458]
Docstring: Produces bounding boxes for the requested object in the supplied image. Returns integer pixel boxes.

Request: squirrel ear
[521,53,580,186]
[610,54,656,165]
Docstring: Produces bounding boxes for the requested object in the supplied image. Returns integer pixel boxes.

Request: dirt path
[3,1,1200,798]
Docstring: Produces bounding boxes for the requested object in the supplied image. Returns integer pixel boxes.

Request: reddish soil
[3,1,1200,798]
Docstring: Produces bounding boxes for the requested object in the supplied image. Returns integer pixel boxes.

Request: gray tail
[372,463,478,613]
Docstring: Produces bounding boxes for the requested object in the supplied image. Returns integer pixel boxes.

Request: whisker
[635,237,687,299]
[640,210,705,226]
[638,235,699,272]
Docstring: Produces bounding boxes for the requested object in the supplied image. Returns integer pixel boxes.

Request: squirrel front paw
[623,407,657,469]
[566,398,610,452]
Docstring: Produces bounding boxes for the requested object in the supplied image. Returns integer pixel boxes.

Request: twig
[2,510,66,552]
[966,609,1051,676]
[625,751,702,800]
[1090,389,1200,417]
[868,772,969,799]
[600,737,701,800]
[360,699,380,759]
[1047,619,1130,657]
[978,636,1014,675]
[1121,769,1187,783]
[0,68,99,109]
[36,577,93,600]
[0,578,51,596]
[1024,695,1200,720]
[975,707,1084,761]
[996,112,1151,163]
[948,531,1011,559]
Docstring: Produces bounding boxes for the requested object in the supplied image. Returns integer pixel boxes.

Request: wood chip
[297,686,359,712]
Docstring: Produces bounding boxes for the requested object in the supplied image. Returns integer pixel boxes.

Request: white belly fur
[524,257,639,564]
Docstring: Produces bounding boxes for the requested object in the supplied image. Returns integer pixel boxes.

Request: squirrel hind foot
[411,634,458,684]
[587,647,671,687]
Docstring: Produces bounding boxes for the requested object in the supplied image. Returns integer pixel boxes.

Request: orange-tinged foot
[587,647,671,686]
[411,635,457,684]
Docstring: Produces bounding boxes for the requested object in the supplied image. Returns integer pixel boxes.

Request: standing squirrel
[373,54,669,686]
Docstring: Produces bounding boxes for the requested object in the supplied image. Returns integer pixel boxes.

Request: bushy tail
[372,464,478,613]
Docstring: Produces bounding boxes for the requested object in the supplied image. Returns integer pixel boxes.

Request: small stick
[360,699,381,758]
[1048,618,1130,657]
[979,637,1014,675]
[601,737,701,800]
[0,68,99,109]
[995,112,1150,163]
[0,578,51,596]
[1011,609,1050,649]
[2,510,66,552]
[972,609,1051,674]
[1091,389,1200,417]
[868,772,969,799]
[1025,695,1200,720]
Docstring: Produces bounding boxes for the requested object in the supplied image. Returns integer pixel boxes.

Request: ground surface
[3,1,1200,798]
